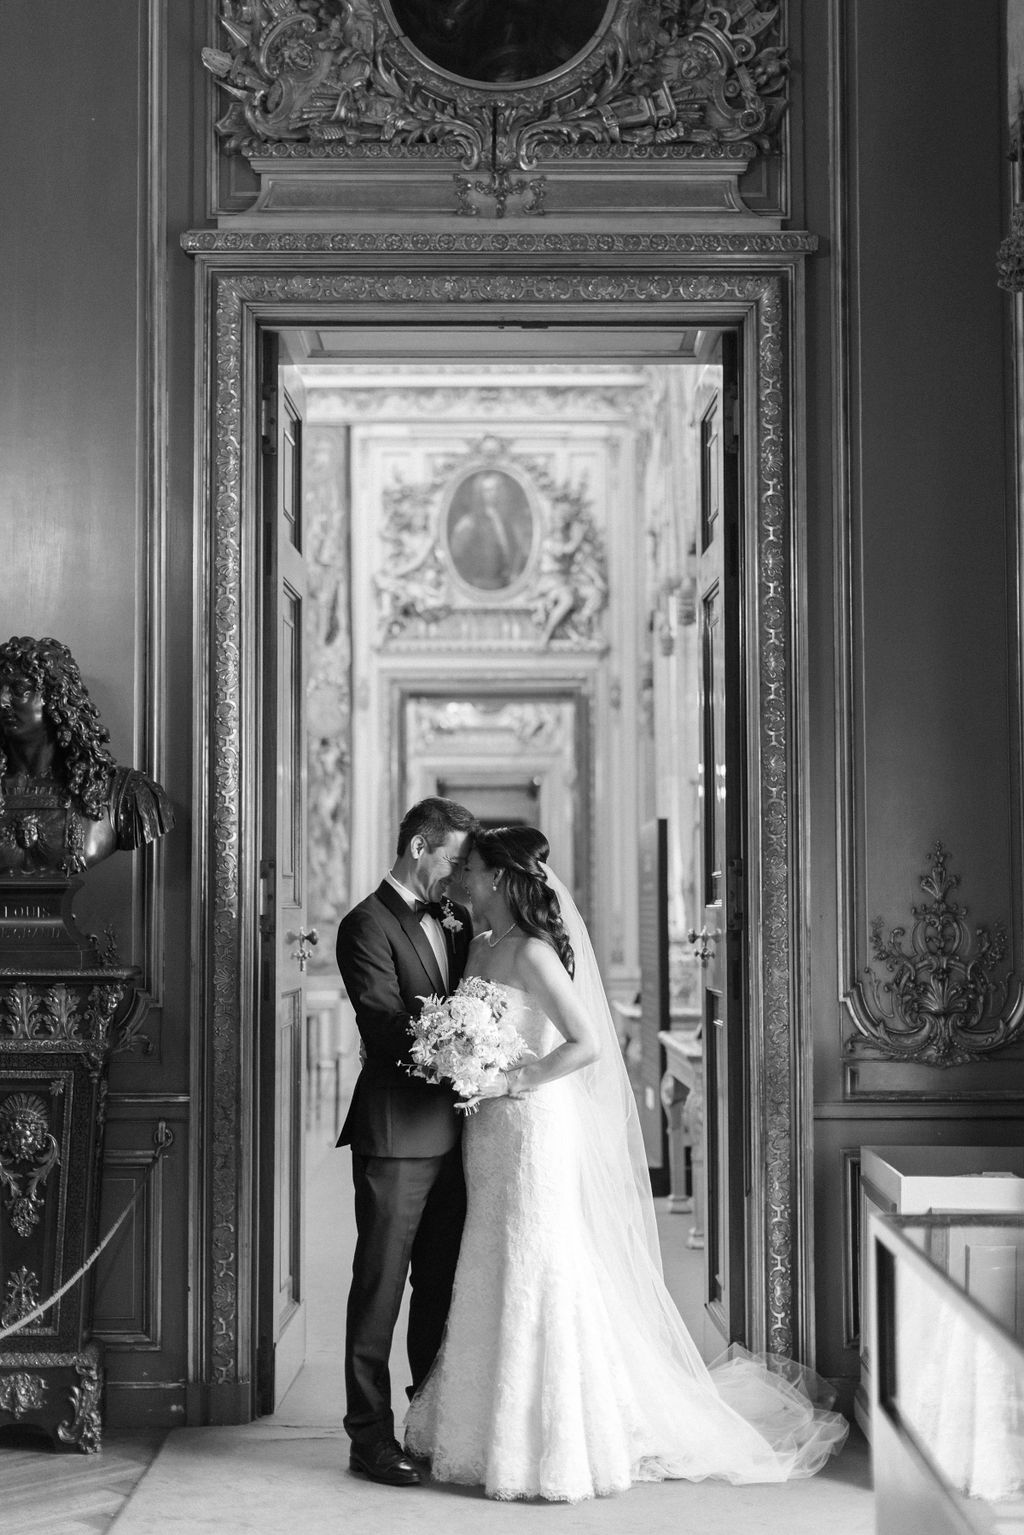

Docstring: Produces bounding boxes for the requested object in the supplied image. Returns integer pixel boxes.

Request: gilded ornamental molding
[204,0,787,174]
[845,843,1024,1068]
[196,252,803,1373]
[183,229,817,255]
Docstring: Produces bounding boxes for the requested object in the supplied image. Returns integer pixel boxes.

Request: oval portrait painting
[445,469,534,593]
[389,0,608,84]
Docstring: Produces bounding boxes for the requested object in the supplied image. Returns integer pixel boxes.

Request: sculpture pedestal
[0,880,142,1452]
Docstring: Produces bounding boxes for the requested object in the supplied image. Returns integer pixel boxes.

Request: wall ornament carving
[191,246,808,1383]
[0,1093,60,1238]
[204,0,787,212]
[0,1369,45,1417]
[374,436,609,649]
[2,1265,39,1329]
[845,843,1024,1067]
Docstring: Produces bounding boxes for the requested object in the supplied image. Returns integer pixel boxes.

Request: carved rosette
[2,1265,40,1329]
[204,0,788,180]
[197,249,804,1370]
[846,843,1024,1067]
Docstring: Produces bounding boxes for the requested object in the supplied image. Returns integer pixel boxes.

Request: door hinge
[724,383,740,455]
[726,856,744,930]
[260,388,277,454]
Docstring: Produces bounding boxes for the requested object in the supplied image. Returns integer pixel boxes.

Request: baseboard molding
[105,1380,187,1430]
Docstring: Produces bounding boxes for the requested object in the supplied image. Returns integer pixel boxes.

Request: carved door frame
[184,229,816,1420]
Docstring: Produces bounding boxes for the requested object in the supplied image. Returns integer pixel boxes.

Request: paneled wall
[799,3,1020,1394]
[1,1,201,1425]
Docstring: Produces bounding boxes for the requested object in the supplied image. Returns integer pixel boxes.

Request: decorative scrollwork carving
[203,0,788,179]
[0,1094,60,1238]
[846,843,1024,1067]
[56,1343,103,1454]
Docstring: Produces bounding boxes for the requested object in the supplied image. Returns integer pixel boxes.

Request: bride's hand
[456,1070,522,1115]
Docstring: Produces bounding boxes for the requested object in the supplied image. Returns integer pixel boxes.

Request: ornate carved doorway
[184,231,814,1421]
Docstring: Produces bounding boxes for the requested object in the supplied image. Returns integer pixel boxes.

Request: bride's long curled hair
[473,826,575,977]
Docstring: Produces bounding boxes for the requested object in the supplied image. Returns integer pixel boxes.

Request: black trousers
[344,1144,466,1446]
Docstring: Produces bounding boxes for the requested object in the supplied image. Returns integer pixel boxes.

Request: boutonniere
[441,897,463,933]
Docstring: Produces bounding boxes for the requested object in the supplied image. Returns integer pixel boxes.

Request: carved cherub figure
[0,636,174,878]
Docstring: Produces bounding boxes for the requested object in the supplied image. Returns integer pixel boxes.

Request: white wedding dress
[404,983,848,1502]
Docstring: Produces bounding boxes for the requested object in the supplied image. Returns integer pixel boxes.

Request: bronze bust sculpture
[0,636,174,878]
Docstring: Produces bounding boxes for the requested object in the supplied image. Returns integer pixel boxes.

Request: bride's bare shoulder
[515,935,565,980]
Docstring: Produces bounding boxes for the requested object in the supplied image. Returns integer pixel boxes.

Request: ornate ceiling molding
[204,0,787,174]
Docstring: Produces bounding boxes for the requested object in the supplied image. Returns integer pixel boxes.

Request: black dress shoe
[349,1438,423,1486]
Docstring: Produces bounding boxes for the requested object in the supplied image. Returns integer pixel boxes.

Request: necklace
[486,922,517,948]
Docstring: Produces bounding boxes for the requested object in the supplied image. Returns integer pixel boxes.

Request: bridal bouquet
[405,976,532,1112]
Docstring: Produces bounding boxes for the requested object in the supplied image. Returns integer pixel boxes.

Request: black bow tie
[413,899,445,921]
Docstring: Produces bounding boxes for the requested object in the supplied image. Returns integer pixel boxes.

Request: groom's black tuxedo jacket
[336,880,472,1158]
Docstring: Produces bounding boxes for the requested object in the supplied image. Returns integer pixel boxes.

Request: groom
[336,796,477,1487]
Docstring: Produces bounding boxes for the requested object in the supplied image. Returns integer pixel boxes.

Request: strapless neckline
[463,977,531,999]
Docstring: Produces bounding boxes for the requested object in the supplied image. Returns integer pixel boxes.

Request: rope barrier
[0,1134,171,1345]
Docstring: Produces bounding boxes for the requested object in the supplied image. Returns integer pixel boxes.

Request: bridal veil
[541,862,849,1480]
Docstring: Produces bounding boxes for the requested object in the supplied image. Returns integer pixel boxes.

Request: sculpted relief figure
[0,636,174,879]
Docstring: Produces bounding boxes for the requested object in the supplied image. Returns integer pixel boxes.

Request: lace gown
[404,985,847,1502]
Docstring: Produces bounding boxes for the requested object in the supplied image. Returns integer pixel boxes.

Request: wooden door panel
[258,338,309,1412]
[695,344,746,1345]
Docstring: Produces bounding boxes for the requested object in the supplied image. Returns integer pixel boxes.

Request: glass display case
[858,1145,1024,1434]
[871,1211,1024,1534]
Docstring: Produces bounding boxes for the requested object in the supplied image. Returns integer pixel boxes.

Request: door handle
[687,927,717,966]
[290,927,319,973]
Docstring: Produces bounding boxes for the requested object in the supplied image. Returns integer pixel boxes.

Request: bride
[403,826,849,1503]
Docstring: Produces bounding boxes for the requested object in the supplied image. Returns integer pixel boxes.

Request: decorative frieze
[203,0,788,176]
[0,979,136,1078]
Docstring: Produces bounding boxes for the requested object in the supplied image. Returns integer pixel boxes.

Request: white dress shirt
[385,871,449,990]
